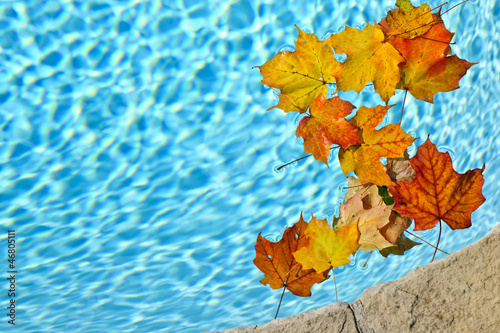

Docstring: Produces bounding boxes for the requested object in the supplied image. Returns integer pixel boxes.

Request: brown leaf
[387,154,416,183]
[379,233,420,258]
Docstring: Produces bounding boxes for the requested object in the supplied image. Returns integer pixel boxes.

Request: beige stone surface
[218,302,358,333]
[216,224,500,333]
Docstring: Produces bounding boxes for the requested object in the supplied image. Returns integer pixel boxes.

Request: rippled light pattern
[0,0,498,332]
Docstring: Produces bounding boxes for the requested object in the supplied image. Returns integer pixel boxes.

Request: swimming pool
[0,0,498,332]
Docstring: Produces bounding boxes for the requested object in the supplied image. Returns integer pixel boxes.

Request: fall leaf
[293,214,360,273]
[325,22,405,103]
[339,177,411,252]
[295,94,361,165]
[387,154,416,183]
[343,176,383,205]
[389,137,486,231]
[379,210,411,244]
[384,0,436,39]
[379,233,420,257]
[253,214,329,296]
[339,105,415,186]
[338,192,394,252]
[347,105,392,134]
[378,185,395,205]
[388,19,476,103]
[256,26,341,113]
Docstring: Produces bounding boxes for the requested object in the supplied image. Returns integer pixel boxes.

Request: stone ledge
[216,224,500,333]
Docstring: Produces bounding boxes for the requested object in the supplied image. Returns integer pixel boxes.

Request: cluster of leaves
[253,0,486,317]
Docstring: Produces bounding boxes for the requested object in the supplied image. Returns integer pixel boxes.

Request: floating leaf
[389,20,476,103]
[338,192,394,252]
[325,23,405,103]
[339,177,411,251]
[389,137,486,231]
[293,215,360,273]
[257,26,341,113]
[384,0,436,39]
[379,210,411,244]
[296,94,361,165]
[253,214,329,296]
[379,233,420,257]
[343,176,383,205]
[339,105,415,186]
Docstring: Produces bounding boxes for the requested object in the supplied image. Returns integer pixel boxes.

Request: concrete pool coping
[216,223,500,333]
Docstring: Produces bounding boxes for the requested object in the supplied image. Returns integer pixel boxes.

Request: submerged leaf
[387,154,416,183]
[379,233,420,257]
[378,186,395,205]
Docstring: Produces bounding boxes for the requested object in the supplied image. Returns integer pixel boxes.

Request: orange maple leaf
[293,214,360,274]
[324,22,405,103]
[296,94,361,165]
[253,214,329,297]
[387,19,476,103]
[338,105,415,186]
[256,26,341,113]
[389,137,486,231]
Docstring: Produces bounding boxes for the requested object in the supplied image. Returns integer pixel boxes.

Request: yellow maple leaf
[325,23,405,103]
[339,105,415,186]
[293,215,360,273]
[347,104,393,134]
[256,26,341,113]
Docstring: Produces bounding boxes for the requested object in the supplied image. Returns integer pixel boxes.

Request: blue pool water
[0,0,498,332]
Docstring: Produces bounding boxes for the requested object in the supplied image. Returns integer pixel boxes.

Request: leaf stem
[418,36,456,44]
[333,268,338,302]
[400,89,408,124]
[276,145,340,171]
[275,285,286,319]
[277,154,312,171]
[362,252,372,268]
[405,230,450,255]
[441,0,470,16]
[342,184,365,190]
[430,220,442,263]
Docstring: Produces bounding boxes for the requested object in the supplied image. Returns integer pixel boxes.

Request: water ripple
[0,0,497,332]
